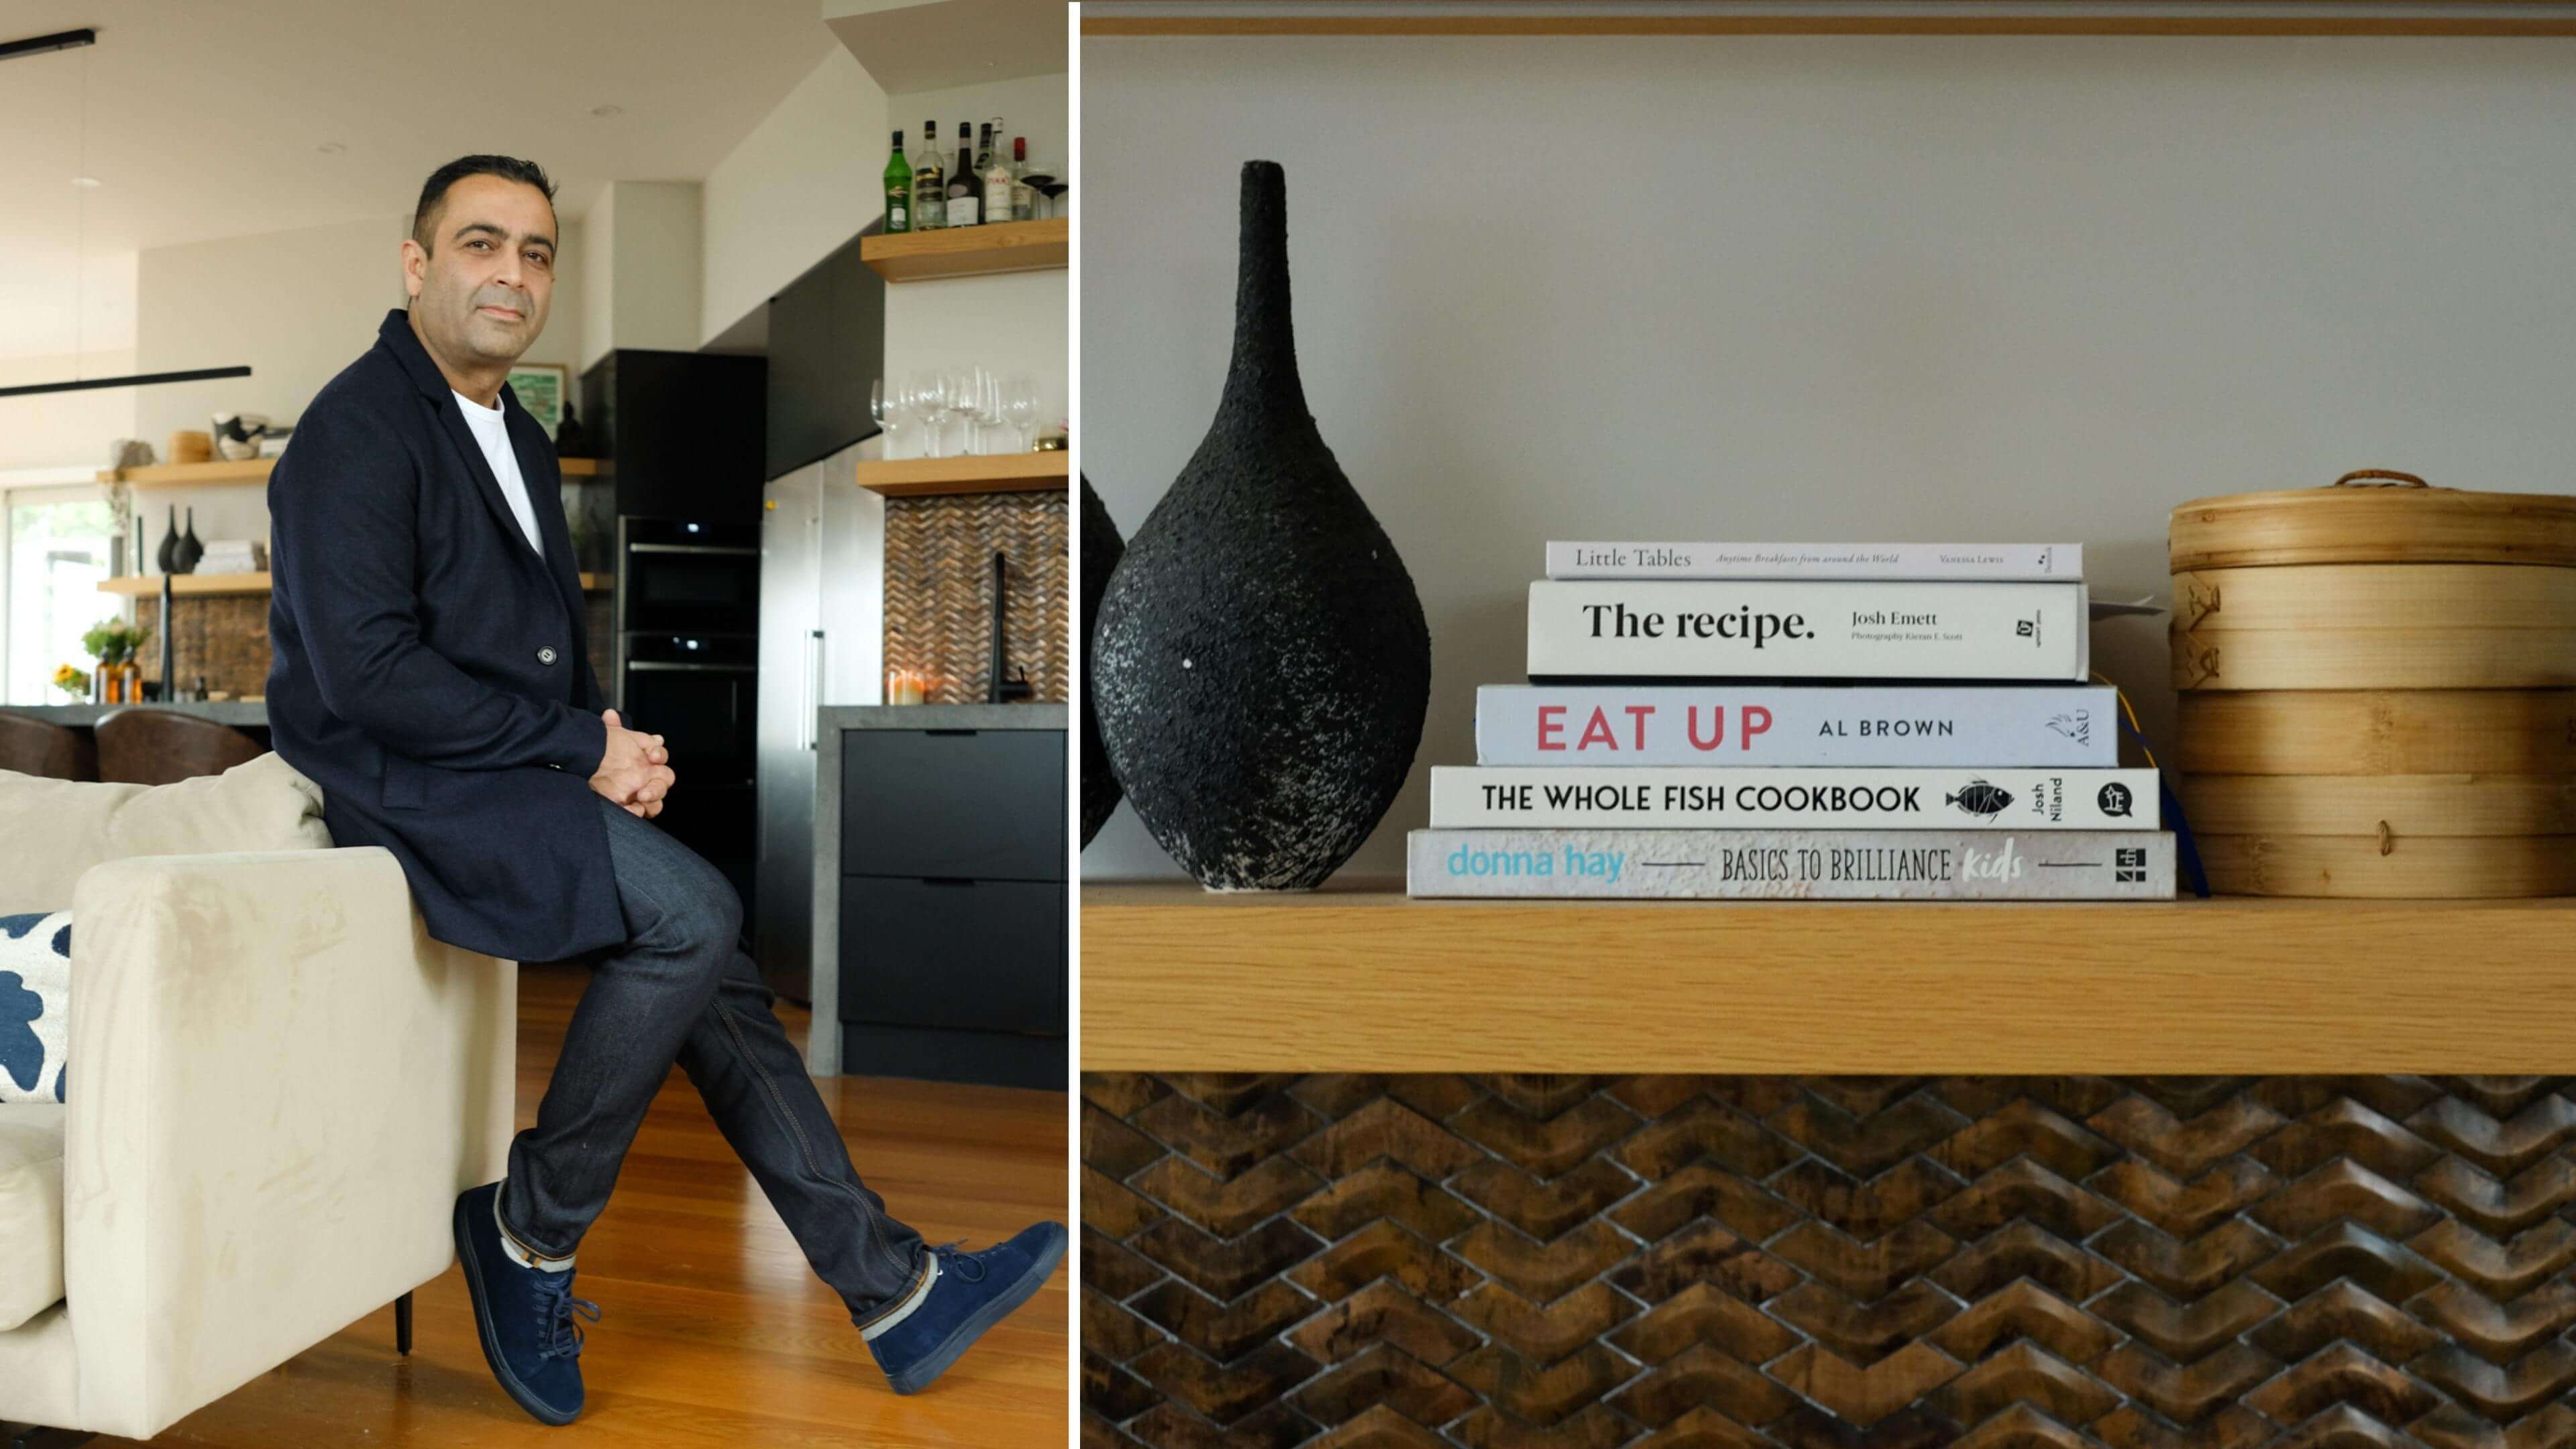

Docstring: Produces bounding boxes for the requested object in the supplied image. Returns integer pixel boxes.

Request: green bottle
[883,129,912,233]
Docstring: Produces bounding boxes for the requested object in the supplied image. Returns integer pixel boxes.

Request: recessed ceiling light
[590,103,622,117]
[69,175,102,189]
[317,142,345,154]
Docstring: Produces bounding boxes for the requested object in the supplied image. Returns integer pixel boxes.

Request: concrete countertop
[820,704,1067,730]
[807,702,1068,1075]
[7,701,270,727]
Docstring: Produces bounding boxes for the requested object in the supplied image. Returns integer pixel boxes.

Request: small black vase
[156,504,178,573]
[1080,476,1127,848]
[174,507,203,574]
[1091,160,1432,891]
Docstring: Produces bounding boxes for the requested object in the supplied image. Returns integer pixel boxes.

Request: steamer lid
[2170,470,2576,573]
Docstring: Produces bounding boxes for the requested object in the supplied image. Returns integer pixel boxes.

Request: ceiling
[0,0,843,360]
[825,0,1067,95]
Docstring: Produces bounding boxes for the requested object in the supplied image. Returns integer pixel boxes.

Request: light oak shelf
[1082,3,2576,37]
[852,451,1069,497]
[1082,880,2576,1073]
[100,570,612,596]
[859,218,1069,282]
[98,456,608,486]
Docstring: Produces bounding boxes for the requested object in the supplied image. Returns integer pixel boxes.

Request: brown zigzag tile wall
[130,593,616,708]
[1080,1073,2576,1449]
[883,490,1069,704]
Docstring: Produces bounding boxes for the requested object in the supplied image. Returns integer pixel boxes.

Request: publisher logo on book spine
[2016,612,2043,647]
[2097,782,2133,818]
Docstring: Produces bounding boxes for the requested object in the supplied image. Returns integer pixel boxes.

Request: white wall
[578,181,704,370]
[123,211,588,564]
[883,70,1072,431]
[1079,34,2576,882]
[701,48,890,345]
[0,350,139,473]
[0,250,140,471]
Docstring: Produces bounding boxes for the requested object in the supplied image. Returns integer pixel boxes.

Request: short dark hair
[411,154,557,252]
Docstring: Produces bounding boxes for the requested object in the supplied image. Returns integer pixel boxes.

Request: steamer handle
[2332,469,2429,489]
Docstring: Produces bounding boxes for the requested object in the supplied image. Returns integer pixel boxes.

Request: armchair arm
[60,846,515,1441]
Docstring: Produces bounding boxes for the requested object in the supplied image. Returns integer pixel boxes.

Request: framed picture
[507,362,570,439]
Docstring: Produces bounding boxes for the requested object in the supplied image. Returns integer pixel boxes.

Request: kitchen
[0,2,1068,1444]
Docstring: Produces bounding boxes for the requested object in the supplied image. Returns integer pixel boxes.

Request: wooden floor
[95,963,1070,1448]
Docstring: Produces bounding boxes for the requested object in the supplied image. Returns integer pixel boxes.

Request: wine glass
[907,372,947,458]
[941,368,979,456]
[1002,374,1038,451]
[974,366,1006,455]
[871,377,912,459]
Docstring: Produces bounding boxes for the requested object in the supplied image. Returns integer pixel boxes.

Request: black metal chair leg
[395,1289,413,1356]
[6,1424,96,1449]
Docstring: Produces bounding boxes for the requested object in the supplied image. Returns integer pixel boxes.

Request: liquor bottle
[910,119,945,229]
[883,129,911,233]
[949,122,974,203]
[1010,137,1034,221]
[984,125,1016,227]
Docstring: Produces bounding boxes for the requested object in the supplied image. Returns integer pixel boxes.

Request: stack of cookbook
[1407,542,2178,900]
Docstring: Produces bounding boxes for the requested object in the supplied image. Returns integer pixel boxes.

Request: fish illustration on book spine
[1948,780,2012,819]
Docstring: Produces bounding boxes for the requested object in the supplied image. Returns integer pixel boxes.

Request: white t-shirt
[451,389,545,557]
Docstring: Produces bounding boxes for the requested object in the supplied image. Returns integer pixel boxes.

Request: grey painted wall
[1079,34,2576,882]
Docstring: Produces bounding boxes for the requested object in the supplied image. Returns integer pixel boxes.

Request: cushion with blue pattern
[0,910,68,1104]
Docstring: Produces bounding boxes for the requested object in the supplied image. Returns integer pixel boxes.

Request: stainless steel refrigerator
[753,439,886,1004]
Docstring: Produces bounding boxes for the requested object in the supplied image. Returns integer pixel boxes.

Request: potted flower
[80,616,150,704]
[51,663,89,700]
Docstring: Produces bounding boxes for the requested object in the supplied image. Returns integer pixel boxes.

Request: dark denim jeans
[497,791,928,1328]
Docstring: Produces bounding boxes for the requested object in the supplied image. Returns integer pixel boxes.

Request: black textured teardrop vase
[1091,160,1432,891]
[174,506,203,574]
[156,503,178,573]
[1080,476,1126,848]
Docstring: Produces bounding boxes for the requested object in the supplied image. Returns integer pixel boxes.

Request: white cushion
[0,751,331,917]
[0,1102,65,1332]
[0,909,70,1104]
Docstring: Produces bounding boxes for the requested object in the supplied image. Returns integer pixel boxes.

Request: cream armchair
[0,752,515,1443]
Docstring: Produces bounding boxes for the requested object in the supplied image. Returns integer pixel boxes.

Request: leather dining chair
[93,708,265,786]
[0,710,98,781]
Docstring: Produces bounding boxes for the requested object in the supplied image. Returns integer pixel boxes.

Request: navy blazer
[266,307,627,963]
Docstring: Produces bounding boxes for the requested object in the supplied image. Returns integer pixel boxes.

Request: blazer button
[537,646,558,664]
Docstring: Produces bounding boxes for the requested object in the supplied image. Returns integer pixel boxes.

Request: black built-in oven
[614,515,760,904]
[618,517,760,634]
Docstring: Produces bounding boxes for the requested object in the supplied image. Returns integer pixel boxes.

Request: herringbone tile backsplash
[1081,1073,2576,1449]
[883,490,1069,704]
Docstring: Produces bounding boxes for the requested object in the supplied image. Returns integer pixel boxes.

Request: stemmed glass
[904,372,943,458]
[1002,375,1038,452]
[973,366,1006,455]
[941,368,979,456]
[871,377,914,460]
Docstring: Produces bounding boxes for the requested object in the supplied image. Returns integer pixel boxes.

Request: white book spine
[1431,767,2159,830]
[1547,542,2083,580]
[1409,828,2176,900]
[1474,685,2117,766]
[1527,580,2090,680]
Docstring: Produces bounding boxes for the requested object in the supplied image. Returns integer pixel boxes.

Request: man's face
[402,173,555,366]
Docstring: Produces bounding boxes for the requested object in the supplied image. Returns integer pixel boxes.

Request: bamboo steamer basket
[2170,471,2576,898]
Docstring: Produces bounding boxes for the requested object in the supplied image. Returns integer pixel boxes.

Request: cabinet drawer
[838,877,1063,1034]
[841,729,1064,881]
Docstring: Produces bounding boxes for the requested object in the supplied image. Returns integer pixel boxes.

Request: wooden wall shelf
[859,218,1069,283]
[1080,3,2576,36]
[1081,880,2576,1072]
[101,571,612,596]
[99,456,608,486]
[853,451,1070,497]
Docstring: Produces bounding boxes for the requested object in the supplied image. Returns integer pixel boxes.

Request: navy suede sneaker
[452,1181,600,1426]
[865,1220,1068,1395]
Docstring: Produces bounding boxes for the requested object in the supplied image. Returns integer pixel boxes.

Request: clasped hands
[588,707,675,818]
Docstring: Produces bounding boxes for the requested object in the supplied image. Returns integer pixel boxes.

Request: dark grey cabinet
[837,725,1065,1089]
[841,730,1062,881]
